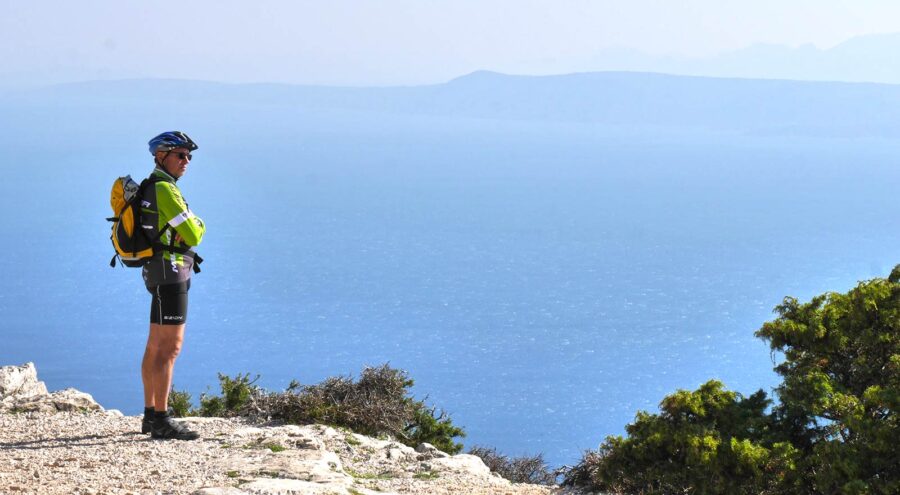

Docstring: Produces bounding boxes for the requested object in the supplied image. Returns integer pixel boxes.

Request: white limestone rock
[226,449,348,485]
[46,389,103,412]
[232,426,268,437]
[0,362,48,405]
[231,424,324,452]
[415,442,450,459]
[430,454,493,478]
[222,424,354,493]
[0,363,103,413]
[181,416,230,424]
[194,488,251,495]
[238,478,387,494]
[7,387,102,413]
[379,441,417,463]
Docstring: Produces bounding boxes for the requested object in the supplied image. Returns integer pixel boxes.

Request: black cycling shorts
[148,280,190,325]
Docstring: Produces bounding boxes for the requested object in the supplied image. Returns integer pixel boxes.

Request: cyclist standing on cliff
[139,131,205,440]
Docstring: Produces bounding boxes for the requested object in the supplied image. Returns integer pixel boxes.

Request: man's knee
[146,338,180,354]
[147,324,185,360]
[155,339,183,360]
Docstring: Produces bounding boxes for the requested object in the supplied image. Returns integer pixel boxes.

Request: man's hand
[175,233,184,243]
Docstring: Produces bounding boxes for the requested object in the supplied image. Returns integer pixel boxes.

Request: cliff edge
[0,363,572,495]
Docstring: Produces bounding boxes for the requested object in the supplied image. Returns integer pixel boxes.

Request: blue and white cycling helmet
[148,131,198,154]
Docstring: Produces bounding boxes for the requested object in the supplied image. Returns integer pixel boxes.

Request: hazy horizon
[5,1,900,88]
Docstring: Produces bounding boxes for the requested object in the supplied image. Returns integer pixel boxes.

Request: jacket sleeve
[155,182,206,247]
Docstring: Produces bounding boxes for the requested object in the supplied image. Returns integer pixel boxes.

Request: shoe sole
[150,423,199,440]
[150,433,200,440]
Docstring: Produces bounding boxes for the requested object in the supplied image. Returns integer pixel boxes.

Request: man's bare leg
[143,322,198,439]
[144,323,185,411]
[141,328,158,410]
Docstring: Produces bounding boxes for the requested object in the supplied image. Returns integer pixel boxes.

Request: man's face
[158,147,192,179]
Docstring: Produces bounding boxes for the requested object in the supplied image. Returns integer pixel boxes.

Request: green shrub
[198,372,260,417]
[563,381,781,494]
[256,364,465,453]
[406,402,465,455]
[188,364,466,455]
[756,272,900,494]
[167,387,193,417]
[263,442,285,453]
[566,266,900,494]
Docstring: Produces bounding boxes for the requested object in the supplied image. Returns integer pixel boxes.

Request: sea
[1,111,899,468]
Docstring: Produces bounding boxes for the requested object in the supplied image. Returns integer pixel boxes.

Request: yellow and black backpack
[108,175,160,268]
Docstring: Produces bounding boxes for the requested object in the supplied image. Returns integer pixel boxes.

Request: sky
[3,0,900,86]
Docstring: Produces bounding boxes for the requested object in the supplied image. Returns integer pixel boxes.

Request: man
[139,131,206,440]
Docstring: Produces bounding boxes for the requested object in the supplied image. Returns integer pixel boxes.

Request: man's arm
[156,182,205,247]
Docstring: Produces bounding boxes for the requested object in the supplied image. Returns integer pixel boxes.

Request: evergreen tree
[567,266,900,494]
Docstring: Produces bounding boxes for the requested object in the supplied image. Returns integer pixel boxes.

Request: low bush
[405,402,466,455]
[469,446,557,485]
[167,387,193,417]
[197,372,260,417]
[170,364,466,454]
[170,373,260,417]
[253,365,414,438]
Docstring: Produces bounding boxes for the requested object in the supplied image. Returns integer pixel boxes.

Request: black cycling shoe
[150,414,200,440]
[142,407,174,434]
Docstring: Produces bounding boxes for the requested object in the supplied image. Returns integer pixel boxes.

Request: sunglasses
[170,151,193,160]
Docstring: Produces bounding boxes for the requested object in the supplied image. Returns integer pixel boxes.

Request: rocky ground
[0,363,584,495]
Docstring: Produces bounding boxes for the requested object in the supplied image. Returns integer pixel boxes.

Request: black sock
[144,407,154,417]
[154,410,170,420]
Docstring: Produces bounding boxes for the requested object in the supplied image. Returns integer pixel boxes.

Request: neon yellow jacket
[140,168,205,286]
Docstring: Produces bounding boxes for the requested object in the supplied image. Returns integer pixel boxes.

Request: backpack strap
[137,176,164,245]
[150,232,203,273]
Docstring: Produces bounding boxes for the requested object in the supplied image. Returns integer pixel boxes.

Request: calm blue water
[2,115,899,468]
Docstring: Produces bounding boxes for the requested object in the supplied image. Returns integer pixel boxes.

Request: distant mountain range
[3,70,900,139]
[3,32,900,90]
[581,32,900,85]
